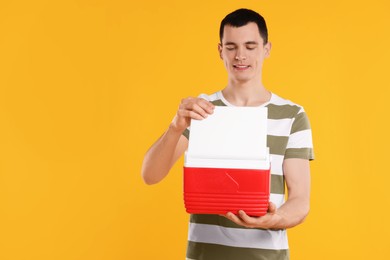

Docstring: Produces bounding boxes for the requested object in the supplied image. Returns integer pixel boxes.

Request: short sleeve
[284,109,315,160]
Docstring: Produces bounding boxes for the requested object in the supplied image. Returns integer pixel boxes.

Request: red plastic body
[184,166,270,216]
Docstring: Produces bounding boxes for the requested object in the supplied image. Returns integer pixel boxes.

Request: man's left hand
[224,202,283,229]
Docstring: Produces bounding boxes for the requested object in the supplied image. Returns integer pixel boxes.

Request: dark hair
[219,8,268,44]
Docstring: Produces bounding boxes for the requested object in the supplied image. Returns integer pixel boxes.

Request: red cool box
[183,106,270,216]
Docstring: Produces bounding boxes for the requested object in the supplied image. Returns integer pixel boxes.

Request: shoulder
[268,93,307,119]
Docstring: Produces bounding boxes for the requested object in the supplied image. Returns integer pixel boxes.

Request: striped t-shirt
[183,91,314,260]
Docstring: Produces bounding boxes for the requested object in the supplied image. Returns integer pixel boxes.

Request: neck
[222,79,271,107]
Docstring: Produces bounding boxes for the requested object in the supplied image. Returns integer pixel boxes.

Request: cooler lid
[185,106,269,168]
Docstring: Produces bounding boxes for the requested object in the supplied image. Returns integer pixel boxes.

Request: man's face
[218,22,271,84]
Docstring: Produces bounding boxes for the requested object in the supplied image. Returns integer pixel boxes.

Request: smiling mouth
[233,65,250,70]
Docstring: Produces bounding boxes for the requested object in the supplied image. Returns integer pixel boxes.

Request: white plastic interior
[185,106,270,169]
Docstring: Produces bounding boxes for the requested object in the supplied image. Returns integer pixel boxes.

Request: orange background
[1,1,389,259]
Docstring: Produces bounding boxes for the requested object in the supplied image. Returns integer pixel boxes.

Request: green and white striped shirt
[183,91,314,260]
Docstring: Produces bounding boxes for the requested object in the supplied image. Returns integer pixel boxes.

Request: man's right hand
[142,97,215,185]
[170,97,215,133]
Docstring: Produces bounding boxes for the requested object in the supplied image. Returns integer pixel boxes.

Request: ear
[218,43,223,60]
[264,42,272,58]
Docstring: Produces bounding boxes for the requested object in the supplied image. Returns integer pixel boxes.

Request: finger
[225,212,241,223]
[225,212,247,227]
[181,97,194,105]
[191,103,210,118]
[181,97,214,115]
[178,109,205,120]
[197,99,215,114]
[268,202,277,214]
[238,210,257,227]
[181,101,209,119]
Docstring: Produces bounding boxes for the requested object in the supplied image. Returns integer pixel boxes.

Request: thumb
[268,201,277,213]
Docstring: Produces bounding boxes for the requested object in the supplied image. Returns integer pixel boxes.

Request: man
[142,8,314,260]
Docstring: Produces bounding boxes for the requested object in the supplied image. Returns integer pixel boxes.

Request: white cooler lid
[185,106,269,169]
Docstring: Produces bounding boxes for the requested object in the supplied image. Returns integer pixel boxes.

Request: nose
[235,48,247,61]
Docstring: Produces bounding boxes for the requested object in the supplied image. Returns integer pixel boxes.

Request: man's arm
[225,158,311,229]
[141,97,214,185]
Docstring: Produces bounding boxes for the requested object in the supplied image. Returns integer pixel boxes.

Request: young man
[142,8,314,260]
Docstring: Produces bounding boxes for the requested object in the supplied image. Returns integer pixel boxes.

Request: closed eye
[246,44,257,50]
